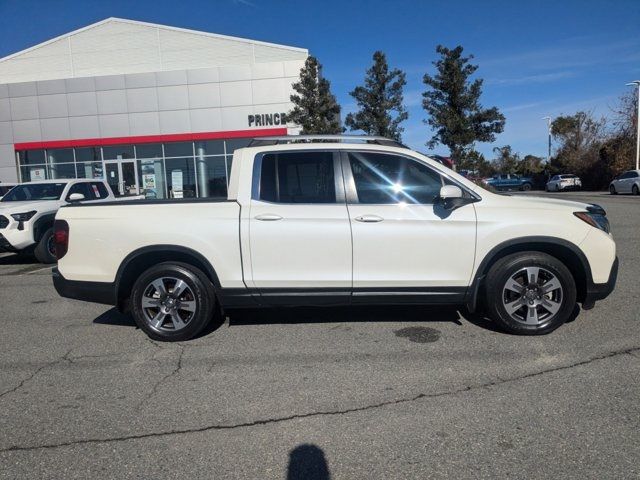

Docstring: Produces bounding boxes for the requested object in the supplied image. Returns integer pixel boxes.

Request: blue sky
[1,0,639,158]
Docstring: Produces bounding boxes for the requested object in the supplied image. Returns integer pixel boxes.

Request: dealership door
[105,160,139,197]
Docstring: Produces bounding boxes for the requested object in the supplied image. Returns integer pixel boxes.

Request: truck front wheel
[131,262,216,341]
[484,252,576,335]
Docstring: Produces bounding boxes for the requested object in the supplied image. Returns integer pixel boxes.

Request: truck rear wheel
[33,227,57,264]
[131,262,216,341]
[484,252,576,335]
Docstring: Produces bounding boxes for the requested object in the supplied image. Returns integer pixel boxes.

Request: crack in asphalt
[0,349,73,400]
[134,345,185,411]
[1,345,638,454]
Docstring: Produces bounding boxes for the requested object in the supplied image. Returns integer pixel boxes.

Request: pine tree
[345,51,408,141]
[423,45,505,162]
[288,56,342,134]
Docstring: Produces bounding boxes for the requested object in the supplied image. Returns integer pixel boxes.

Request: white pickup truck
[1,179,114,263]
[52,136,618,341]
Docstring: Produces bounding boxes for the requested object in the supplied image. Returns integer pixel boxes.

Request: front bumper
[52,267,116,306]
[0,233,18,252]
[0,224,36,251]
[583,257,618,306]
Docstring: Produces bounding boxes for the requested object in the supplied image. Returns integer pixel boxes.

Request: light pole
[626,80,640,170]
[542,116,552,166]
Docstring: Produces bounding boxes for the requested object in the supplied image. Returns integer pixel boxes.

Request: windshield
[1,183,66,202]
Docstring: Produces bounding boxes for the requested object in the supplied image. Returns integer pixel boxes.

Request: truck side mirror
[439,185,465,210]
[68,193,85,202]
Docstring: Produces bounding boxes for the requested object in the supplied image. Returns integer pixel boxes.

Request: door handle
[255,214,283,221]
[354,214,384,223]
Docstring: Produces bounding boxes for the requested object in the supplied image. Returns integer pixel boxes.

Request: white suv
[52,136,618,341]
[0,179,114,263]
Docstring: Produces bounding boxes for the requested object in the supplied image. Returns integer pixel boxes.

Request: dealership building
[0,18,307,198]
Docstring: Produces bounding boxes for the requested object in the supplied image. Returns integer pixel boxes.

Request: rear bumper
[584,257,618,305]
[52,267,116,306]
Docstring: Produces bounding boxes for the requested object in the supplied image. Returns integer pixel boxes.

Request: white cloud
[488,71,575,86]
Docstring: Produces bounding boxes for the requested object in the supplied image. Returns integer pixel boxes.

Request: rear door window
[258,152,337,203]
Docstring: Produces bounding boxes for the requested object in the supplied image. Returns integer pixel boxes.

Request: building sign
[248,113,287,127]
[30,167,46,181]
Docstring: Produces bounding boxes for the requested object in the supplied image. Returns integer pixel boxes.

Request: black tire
[522,183,532,191]
[555,184,560,192]
[609,184,617,195]
[633,184,639,196]
[131,262,216,341]
[33,227,56,264]
[485,252,576,335]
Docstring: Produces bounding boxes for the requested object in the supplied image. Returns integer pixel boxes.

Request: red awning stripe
[13,127,288,150]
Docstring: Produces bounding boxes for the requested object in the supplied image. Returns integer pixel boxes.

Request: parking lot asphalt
[0,191,638,479]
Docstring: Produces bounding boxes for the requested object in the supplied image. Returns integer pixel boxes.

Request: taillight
[53,219,69,260]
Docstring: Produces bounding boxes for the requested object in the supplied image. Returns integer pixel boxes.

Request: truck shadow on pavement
[92,302,580,338]
[92,304,512,334]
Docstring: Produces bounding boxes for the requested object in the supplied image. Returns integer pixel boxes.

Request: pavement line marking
[24,266,54,275]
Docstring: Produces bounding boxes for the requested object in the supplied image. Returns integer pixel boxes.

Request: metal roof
[0,18,308,84]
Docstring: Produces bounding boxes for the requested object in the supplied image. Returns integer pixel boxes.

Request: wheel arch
[32,213,56,243]
[467,236,591,311]
[114,245,221,311]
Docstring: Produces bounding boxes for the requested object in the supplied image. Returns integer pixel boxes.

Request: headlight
[11,210,37,222]
[574,204,610,233]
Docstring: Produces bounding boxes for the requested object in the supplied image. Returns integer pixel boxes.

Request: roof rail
[248,135,407,149]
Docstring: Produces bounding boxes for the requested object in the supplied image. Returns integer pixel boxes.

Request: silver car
[609,170,640,195]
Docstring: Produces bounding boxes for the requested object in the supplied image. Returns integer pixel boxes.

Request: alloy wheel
[141,277,197,332]
[46,234,56,257]
[502,266,563,326]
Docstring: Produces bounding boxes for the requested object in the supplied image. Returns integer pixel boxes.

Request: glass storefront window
[196,157,228,198]
[15,137,254,197]
[225,155,233,182]
[19,150,46,165]
[76,162,104,179]
[75,147,101,162]
[102,145,134,160]
[164,142,194,158]
[195,140,224,156]
[165,157,196,198]
[47,162,76,179]
[47,148,74,163]
[135,143,163,159]
[138,159,167,199]
[225,138,252,154]
[20,164,48,182]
